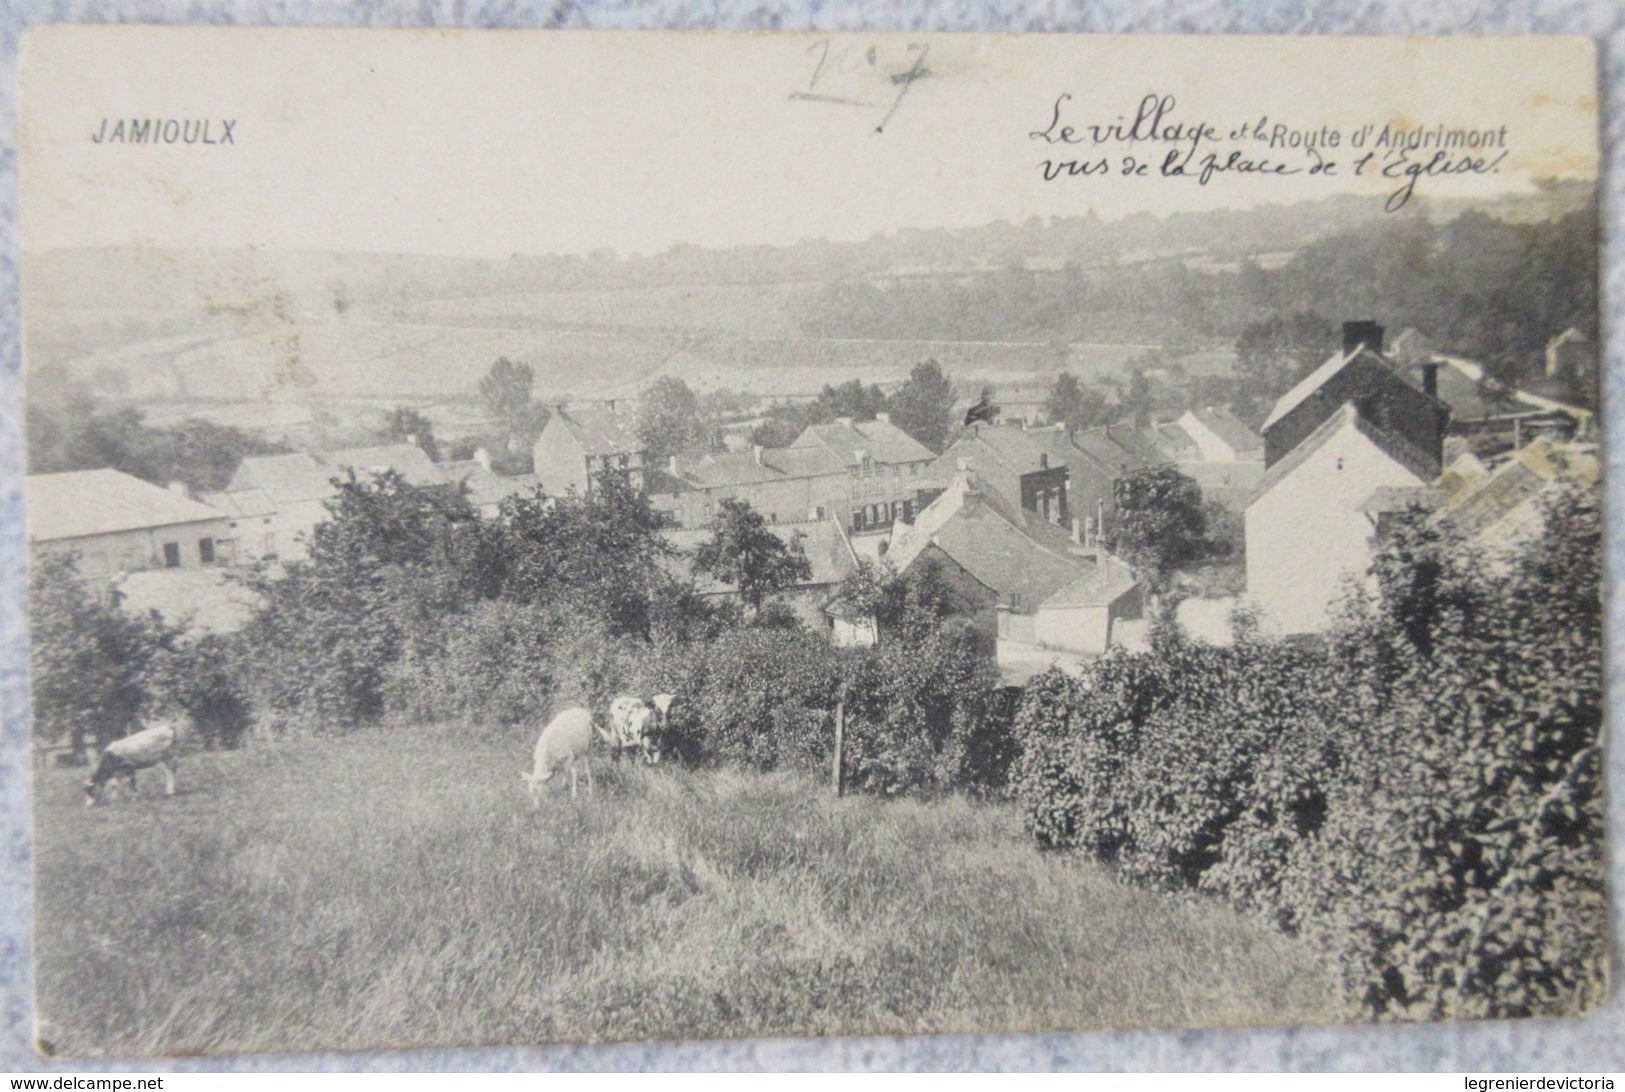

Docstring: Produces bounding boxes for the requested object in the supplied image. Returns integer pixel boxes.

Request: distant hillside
[22,180,1594,409]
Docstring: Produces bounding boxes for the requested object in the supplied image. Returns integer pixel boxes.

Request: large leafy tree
[1110,465,1210,582]
[493,469,674,638]
[885,359,958,452]
[693,497,811,612]
[241,470,485,727]
[478,357,550,453]
[382,406,441,463]
[637,377,710,458]
[27,395,289,492]
[815,379,888,423]
[29,552,172,755]
[1044,371,1111,434]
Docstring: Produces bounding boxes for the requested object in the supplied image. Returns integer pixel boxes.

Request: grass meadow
[33,725,1347,1056]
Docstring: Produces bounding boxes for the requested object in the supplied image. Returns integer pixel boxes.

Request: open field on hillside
[33,725,1346,1056]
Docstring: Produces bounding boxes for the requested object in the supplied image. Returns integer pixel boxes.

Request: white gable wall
[1178,410,1240,463]
[1245,417,1427,635]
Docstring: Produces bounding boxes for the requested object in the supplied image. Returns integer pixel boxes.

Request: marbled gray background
[0,0,1620,1072]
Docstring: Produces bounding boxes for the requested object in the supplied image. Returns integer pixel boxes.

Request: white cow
[521,708,606,806]
[84,721,180,805]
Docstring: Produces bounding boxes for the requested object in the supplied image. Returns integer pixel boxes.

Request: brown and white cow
[606,693,676,764]
[84,721,181,805]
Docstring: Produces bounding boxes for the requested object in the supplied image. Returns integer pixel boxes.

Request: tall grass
[34,725,1346,1056]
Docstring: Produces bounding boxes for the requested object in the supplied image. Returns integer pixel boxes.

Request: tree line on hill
[792,204,1597,408]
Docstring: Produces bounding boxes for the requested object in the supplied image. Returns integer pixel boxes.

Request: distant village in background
[23,183,1601,692]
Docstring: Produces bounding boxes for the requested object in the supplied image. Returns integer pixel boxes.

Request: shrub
[145,634,254,749]
[840,619,1014,795]
[29,553,171,755]
[1287,490,1607,1020]
[1010,634,1335,907]
[671,627,841,770]
[1012,485,1608,1022]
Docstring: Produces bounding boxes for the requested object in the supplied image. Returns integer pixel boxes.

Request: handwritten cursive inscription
[1029,92,1509,211]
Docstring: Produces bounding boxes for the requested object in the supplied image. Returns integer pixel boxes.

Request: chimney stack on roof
[669,453,680,475]
[1342,320,1386,357]
[836,416,854,427]
[474,447,492,472]
[752,445,763,466]
[167,481,191,499]
[876,411,890,424]
[1419,359,1442,399]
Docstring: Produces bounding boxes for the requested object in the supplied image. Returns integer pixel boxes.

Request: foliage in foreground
[1012,487,1607,1021]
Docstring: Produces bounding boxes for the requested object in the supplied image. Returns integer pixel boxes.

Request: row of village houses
[27,321,1598,680]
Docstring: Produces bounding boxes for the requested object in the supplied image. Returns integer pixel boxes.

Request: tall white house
[1245,322,1449,635]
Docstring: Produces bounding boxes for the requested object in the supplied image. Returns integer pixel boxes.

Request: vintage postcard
[18,28,1605,1055]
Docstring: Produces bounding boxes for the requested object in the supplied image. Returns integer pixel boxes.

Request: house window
[199,538,216,564]
[162,542,181,568]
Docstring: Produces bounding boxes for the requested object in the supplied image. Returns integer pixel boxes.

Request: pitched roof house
[1246,399,1444,635]
[652,436,939,535]
[887,469,1142,669]
[1261,322,1450,472]
[28,468,230,581]
[532,402,645,496]
[1177,407,1264,463]
[790,413,937,468]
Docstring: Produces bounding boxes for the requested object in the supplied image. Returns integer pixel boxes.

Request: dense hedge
[1009,633,1335,914]
[1012,486,1607,1021]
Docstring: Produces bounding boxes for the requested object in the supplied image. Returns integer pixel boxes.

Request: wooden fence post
[833,699,845,798]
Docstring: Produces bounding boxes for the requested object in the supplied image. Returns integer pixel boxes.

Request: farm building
[885,467,1143,677]
[651,426,942,536]
[532,402,645,497]
[27,468,230,583]
[214,442,518,561]
[1176,407,1263,463]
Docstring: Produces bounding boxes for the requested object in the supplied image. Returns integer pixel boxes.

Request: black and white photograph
[15,28,1608,1057]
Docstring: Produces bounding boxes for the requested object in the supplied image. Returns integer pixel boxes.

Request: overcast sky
[19,28,1599,258]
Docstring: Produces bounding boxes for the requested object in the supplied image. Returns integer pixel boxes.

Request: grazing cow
[84,721,180,806]
[521,707,605,806]
[606,695,656,763]
[646,694,678,764]
[607,694,676,764]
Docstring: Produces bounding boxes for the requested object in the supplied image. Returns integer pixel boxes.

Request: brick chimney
[473,447,492,471]
[1419,358,1441,399]
[669,453,680,475]
[836,416,854,427]
[1342,320,1385,356]
[753,445,763,465]
[875,411,890,424]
